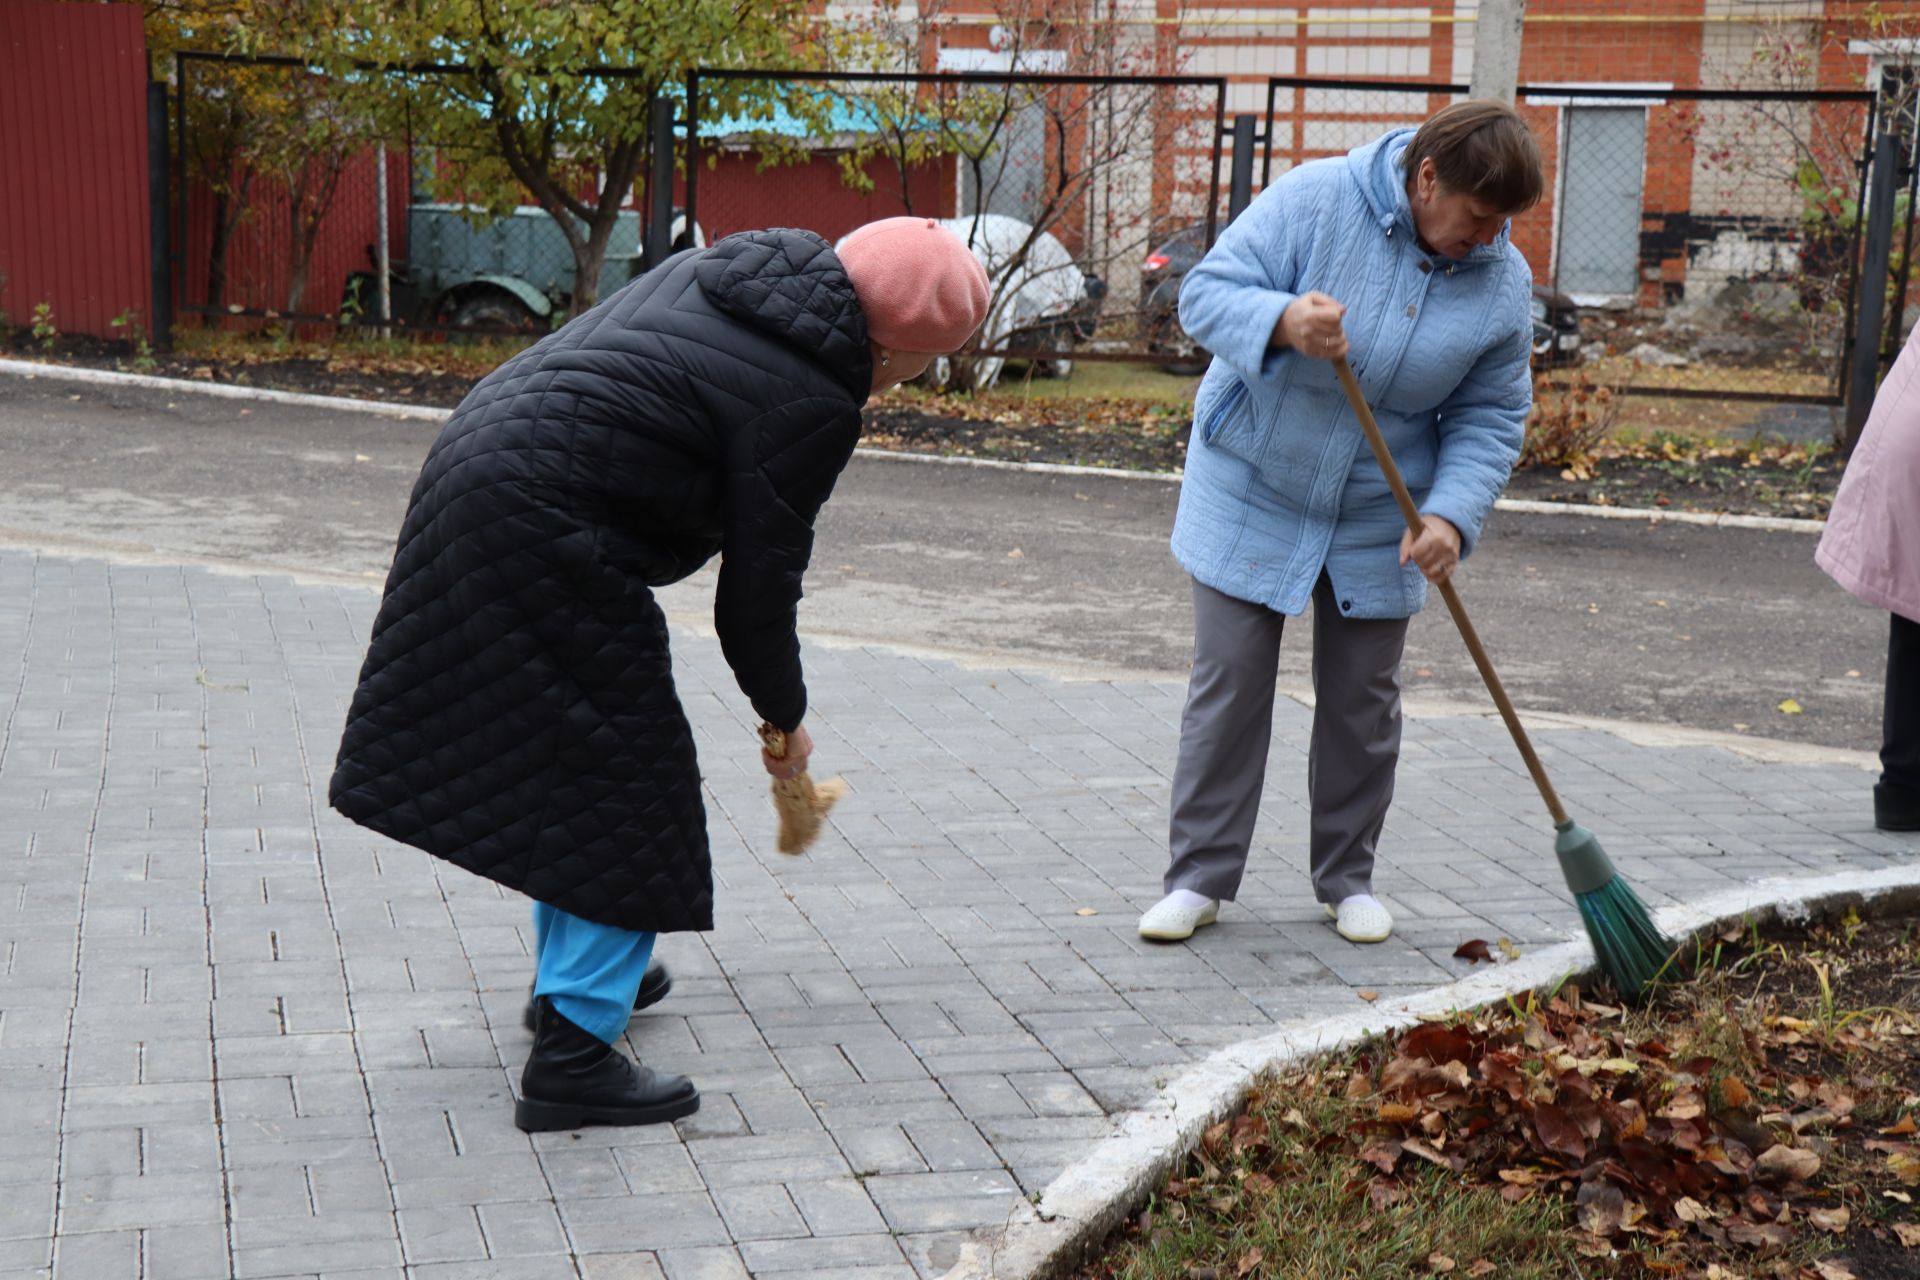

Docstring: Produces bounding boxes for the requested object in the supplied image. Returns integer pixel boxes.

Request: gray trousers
[1166,576,1409,905]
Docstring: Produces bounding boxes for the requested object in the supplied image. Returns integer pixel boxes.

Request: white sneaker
[1325,895,1393,944]
[1138,893,1220,941]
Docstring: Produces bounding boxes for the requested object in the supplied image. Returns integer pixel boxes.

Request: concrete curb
[0,357,448,421]
[1,359,1828,534]
[938,861,1920,1279]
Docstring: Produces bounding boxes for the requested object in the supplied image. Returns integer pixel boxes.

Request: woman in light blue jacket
[1138,101,1542,948]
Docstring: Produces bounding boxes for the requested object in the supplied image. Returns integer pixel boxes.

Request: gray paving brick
[559,1193,730,1253]
[786,1177,887,1236]
[862,1169,1028,1232]
[59,1171,225,1232]
[474,1199,567,1258]
[734,1234,908,1274]
[576,1255,670,1280]
[146,1222,235,1280]
[411,1259,579,1280]
[710,1183,807,1241]
[399,1205,488,1265]
[51,1228,137,1279]
[656,1245,750,1280]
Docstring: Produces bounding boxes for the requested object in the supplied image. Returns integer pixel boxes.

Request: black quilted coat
[329,229,871,934]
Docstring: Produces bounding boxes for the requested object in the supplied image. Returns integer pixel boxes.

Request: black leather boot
[523,963,672,1032]
[513,996,699,1132]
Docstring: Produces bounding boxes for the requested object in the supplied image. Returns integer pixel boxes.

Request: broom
[758,723,846,855]
[1332,356,1672,999]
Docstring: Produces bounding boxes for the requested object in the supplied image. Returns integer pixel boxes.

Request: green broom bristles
[1556,819,1674,1001]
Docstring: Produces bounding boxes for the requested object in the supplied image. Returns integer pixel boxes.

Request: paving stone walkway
[0,549,1912,1280]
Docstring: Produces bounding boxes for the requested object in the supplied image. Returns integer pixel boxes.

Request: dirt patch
[1503,452,1840,521]
[5,332,487,408]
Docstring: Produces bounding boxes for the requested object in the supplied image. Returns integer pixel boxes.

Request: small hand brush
[1333,356,1673,999]
[758,723,846,856]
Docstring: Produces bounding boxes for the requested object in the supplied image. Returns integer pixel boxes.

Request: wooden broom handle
[1332,357,1569,827]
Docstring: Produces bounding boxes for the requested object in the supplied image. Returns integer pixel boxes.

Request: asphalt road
[0,370,1890,752]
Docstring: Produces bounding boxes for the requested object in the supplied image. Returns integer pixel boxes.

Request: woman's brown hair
[1402,100,1545,214]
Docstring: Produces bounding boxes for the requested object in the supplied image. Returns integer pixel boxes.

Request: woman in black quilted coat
[330,219,989,1131]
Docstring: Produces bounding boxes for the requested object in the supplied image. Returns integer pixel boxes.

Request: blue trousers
[531,902,656,1044]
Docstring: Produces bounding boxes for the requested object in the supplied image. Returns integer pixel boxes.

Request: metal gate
[1555,107,1647,301]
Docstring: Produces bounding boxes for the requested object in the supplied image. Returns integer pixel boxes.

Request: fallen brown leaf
[1357,990,1380,1003]
[1673,1196,1713,1223]
[1575,1182,1626,1237]
[1357,1138,1402,1174]
[1808,1206,1850,1232]
[1897,1223,1920,1248]
[1726,1219,1794,1248]
[1427,1254,1456,1274]
[1881,1113,1918,1137]
[1754,1144,1820,1183]
[1533,1102,1588,1163]
[1453,939,1493,964]
[1812,1263,1858,1280]
[1235,1246,1263,1277]
[1467,1262,1496,1278]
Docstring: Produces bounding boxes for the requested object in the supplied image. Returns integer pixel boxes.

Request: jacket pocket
[1197,379,1255,461]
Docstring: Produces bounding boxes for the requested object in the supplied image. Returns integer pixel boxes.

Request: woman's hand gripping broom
[758,723,847,855]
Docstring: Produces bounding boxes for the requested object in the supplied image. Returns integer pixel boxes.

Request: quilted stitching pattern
[330,229,870,933]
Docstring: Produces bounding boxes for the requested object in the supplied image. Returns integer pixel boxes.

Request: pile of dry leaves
[1089,916,1920,1280]
[1340,981,1919,1276]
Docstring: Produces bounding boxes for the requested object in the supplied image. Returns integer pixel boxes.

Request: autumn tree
[248,0,821,313]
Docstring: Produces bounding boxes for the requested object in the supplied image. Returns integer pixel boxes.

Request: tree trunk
[569,216,618,311]
[204,166,251,327]
[285,151,347,315]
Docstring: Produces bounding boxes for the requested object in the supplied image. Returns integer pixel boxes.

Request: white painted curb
[937,861,1920,1279]
[0,358,1827,534]
[1495,497,1827,535]
[0,357,448,421]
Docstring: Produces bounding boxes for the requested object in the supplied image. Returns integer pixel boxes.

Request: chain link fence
[173,54,678,342]
[685,68,1229,390]
[166,48,1914,405]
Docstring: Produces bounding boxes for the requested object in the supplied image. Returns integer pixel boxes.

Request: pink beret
[837,217,991,355]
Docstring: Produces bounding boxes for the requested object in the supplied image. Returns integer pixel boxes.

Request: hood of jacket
[694,228,874,401]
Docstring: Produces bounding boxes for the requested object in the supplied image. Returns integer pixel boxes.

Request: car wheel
[444,290,540,342]
[1152,317,1208,376]
[1037,328,1076,379]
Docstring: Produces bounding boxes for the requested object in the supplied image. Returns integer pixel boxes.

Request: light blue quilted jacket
[1171,127,1533,620]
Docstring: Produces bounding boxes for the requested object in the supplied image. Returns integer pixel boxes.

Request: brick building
[910,0,1913,312]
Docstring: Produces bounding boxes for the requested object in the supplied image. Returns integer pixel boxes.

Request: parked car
[1140,223,1583,376]
[904,214,1104,392]
[343,204,705,334]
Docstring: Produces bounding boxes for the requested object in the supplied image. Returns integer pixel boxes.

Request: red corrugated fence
[0,0,152,340]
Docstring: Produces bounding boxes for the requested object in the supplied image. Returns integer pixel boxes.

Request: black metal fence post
[1847,131,1901,451]
[683,72,700,255]
[147,78,172,351]
[1227,114,1256,225]
[1881,132,1918,374]
[645,93,675,270]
